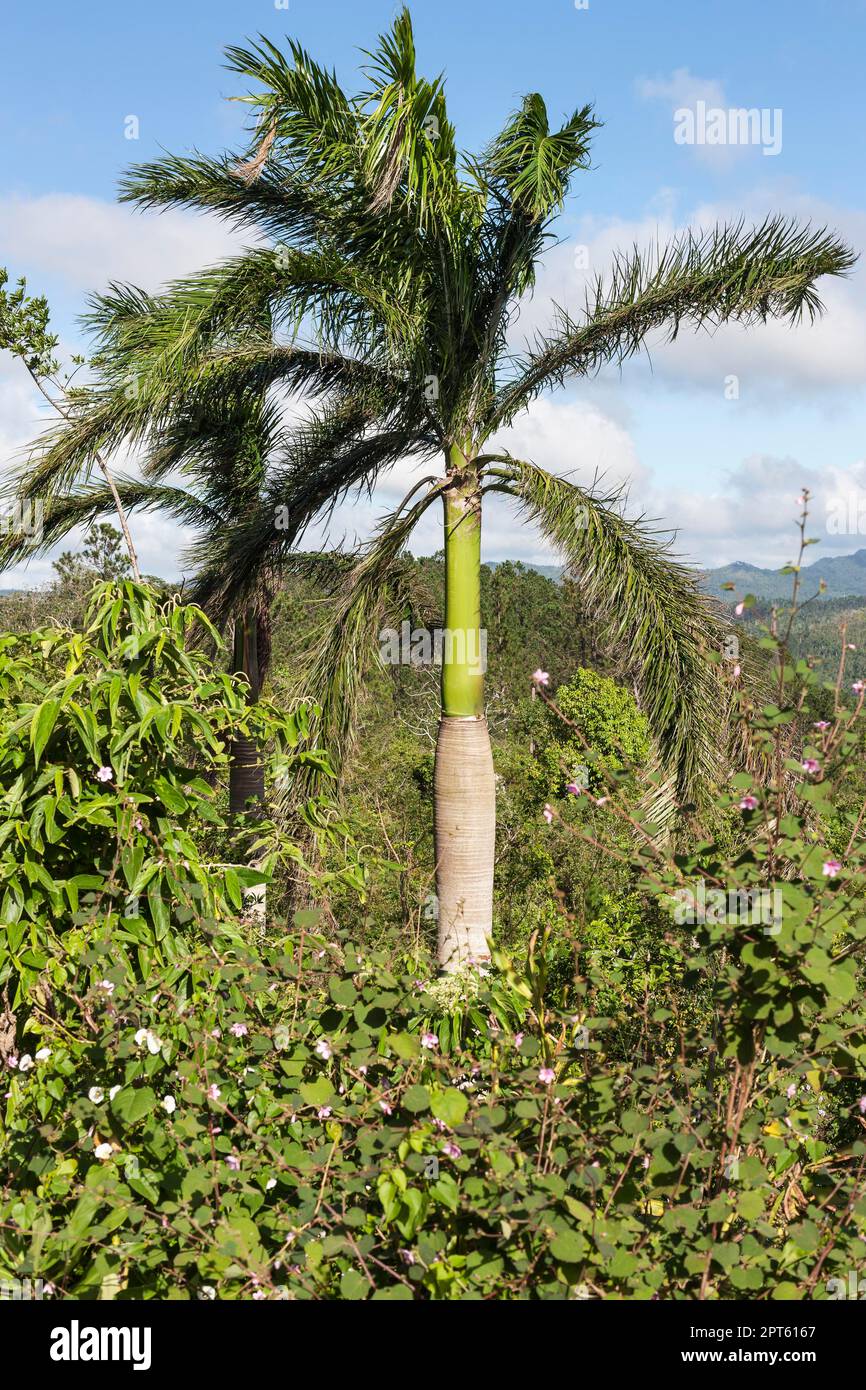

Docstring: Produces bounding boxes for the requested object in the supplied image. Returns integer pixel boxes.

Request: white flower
[88,1086,105,1103]
[134,1028,148,1046]
[97,979,115,994]
[266,1178,277,1191]
[18,1054,34,1072]
[94,1143,114,1160]
[35,1047,51,1062]
[109,1085,121,1101]
[314,1038,332,1060]
[200,1286,216,1301]
[134,1028,162,1054]
[162,1095,176,1114]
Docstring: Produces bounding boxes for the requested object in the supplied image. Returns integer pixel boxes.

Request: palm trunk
[434,457,495,972]
[229,607,265,816]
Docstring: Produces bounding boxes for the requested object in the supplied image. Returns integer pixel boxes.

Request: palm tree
[3,10,854,969]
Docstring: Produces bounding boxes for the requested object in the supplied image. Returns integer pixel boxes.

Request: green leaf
[111,1086,158,1127]
[430,1088,468,1127]
[31,699,60,767]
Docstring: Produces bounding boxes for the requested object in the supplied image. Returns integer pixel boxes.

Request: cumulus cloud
[647,452,866,569]
[0,193,246,295]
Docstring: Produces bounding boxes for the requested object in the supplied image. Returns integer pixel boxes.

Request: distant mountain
[486,560,563,581]
[702,550,866,603]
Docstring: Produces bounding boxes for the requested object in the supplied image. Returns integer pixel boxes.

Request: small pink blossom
[565,781,582,796]
[531,669,549,687]
[739,794,758,811]
[379,1100,393,1115]
[854,680,866,695]
[314,1038,332,1060]
[786,1083,797,1099]
[421,1032,439,1051]
[734,602,745,616]
[6,1056,18,1070]
[822,859,842,878]
[513,1032,524,1049]
[226,1154,240,1171]
[317,1106,332,1120]
[859,1096,866,1115]
[538,1067,556,1085]
[732,663,741,679]
[230,1022,248,1038]
[801,759,820,774]
[442,1140,462,1159]
[207,1083,221,1102]
[95,765,113,782]
[814,721,830,731]
[543,804,554,824]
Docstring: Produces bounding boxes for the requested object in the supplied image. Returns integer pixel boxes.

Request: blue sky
[2,0,865,583]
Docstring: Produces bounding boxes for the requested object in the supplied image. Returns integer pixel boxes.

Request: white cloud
[648,452,866,569]
[0,193,246,295]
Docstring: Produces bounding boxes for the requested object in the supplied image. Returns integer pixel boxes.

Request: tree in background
[0,270,140,579]
[1,10,854,968]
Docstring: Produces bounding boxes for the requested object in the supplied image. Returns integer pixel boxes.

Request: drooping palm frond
[299,479,447,771]
[488,217,857,431]
[495,456,734,813]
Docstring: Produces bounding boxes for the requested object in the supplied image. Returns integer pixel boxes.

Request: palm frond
[490,217,856,430]
[498,456,734,813]
[300,478,447,768]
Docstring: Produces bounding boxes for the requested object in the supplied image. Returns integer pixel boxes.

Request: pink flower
[801,759,820,774]
[734,602,745,616]
[442,1140,462,1159]
[531,669,549,687]
[226,1154,240,1171]
[513,1032,524,1049]
[317,1106,332,1120]
[543,805,554,824]
[814,721,831,731]
[421,1032,438,1051]
[538,1067,556,1085]
[95,766,113,782]
[732,664,741,679]
[786,1083,797,1099]
[859,1096,866,1115]
[6,1056,18,1070]
[252,1289,265,1300]
[565,781,582,796]
[739,795,758,811]
[314,1038,332,1061]
[207,1083,221,1102]
[379,1100,393,1115]
[822,860,842,877]
[854,680,866,695]
[230,1022,248,1038]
